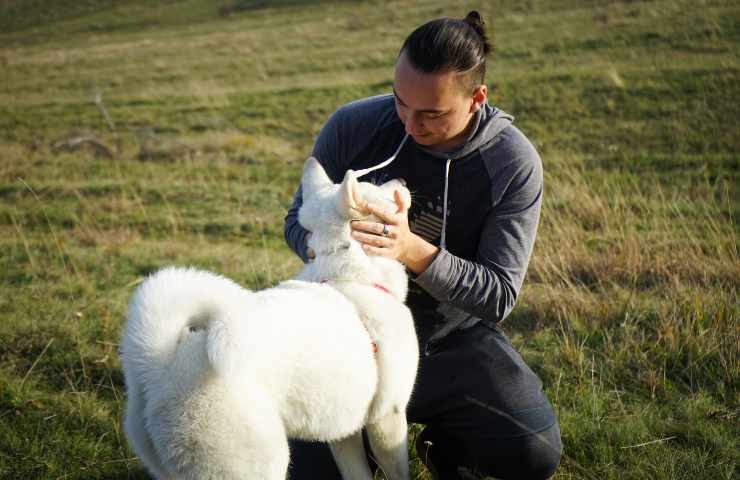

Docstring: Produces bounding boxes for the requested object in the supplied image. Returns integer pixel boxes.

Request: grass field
[1,0,738,478]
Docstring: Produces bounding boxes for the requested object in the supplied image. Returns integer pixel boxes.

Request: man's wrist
[400,234,439,275]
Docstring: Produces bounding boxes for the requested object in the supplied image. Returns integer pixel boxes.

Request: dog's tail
[121,267,248,378]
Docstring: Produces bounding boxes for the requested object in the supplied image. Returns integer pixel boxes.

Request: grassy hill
[1,0,738,478]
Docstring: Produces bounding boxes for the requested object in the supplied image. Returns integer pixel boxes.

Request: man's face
[393,50,487,152]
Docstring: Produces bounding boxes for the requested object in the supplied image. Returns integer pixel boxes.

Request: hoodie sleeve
[284,184,313,263]
[285,95,399,261]
[413,138,543,323]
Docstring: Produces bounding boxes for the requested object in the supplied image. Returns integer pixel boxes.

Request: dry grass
[0,0,738,478]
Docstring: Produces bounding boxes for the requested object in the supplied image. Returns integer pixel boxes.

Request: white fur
[120,157,419,479]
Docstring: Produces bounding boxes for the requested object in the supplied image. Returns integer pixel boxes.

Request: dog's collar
[370,283,391,295]
[318,280,391,355]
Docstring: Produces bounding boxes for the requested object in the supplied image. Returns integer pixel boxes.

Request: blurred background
[0,1,737,478]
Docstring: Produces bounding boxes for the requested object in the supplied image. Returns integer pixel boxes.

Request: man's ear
[302,157,333,201]
[470,84,488,113]
[338,170,360,215]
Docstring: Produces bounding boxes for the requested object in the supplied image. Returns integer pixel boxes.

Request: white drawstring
[353,133,450,251]
[440,157,451,250]
[354,134,409,178]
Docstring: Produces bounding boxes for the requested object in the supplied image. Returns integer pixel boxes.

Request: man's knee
[417,422,562,480]
[475,423,562,480]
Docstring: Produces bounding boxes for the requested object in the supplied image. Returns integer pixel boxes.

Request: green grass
[1,0,738,478]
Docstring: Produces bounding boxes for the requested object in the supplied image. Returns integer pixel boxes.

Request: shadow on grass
[502,305,543,335]
[220,0,352,16]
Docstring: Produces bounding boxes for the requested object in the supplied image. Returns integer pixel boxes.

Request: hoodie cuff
[413,248,455,302]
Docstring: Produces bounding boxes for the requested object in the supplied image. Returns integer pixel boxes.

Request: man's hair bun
[400,10,493,89]
[464,10,484,29]
[463,10,491,56]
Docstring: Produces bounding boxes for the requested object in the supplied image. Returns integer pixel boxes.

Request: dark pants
[288,322,562,479]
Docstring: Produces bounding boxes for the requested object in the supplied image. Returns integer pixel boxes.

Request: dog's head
[299,157,411,234]
[298,157,411,299]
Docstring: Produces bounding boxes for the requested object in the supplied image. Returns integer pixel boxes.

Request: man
[284,11,561,480]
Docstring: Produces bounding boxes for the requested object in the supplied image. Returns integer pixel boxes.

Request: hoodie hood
[418,103,514,160]
[412,103,513,250]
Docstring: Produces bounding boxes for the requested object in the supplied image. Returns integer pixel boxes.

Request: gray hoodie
[284,94,543,350]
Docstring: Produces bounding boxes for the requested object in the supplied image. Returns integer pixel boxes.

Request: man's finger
[352,230,391,245]
[352,222,394,238]
[361,243,391,257]
[394,189,411,214]
[350,220,381,233]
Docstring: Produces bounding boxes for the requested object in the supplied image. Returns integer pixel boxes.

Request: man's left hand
[351,190,412,260]
[350,190,439,274]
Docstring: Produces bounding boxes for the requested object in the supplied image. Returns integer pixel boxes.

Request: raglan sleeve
[413,140,543,323]
[283,108,349,262]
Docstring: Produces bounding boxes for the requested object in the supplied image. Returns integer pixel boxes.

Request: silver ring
[382,224,390,236]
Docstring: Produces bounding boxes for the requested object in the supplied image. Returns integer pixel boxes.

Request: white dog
[120,157,419,479]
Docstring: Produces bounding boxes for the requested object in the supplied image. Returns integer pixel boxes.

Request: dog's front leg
[366,410,410,480]
[329,430,375,480]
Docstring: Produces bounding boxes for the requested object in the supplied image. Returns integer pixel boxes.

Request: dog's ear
[379,178,406,193]
[338,170,360,215]
[302,157,333,200]
[379,179,411,214]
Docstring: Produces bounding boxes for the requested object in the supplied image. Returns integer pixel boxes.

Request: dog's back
[121,267,260,478]
[121,158,419,480]
[121,269,389,479]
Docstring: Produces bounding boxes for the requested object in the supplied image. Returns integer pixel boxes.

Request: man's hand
[305,232,315,262]
[350,190,439,274]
